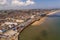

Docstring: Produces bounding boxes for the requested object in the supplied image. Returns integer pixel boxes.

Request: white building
[4,22,17,25]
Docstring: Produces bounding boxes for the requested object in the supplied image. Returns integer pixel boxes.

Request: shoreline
[19,11,59,34]
[32,11,58,26]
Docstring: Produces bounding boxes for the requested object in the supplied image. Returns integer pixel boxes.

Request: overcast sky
[0,0,60,10]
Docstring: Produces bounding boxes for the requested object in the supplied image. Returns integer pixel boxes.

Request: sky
[0,0,60,10]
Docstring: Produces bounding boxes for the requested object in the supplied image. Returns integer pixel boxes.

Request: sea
[19,12,60,40]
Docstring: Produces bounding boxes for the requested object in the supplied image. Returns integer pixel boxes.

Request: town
[0,9,58,40]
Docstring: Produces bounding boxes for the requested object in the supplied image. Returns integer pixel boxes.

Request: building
[0,29,19,40]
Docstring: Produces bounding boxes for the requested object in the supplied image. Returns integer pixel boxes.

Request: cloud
[0,0,35,6]
[12,0,35,6]
[25,0,35,5]
[0,0,6,5]
[12,0,25,6]
[0,0,35,10]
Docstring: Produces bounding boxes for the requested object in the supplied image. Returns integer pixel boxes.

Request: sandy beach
[32,11,59,26]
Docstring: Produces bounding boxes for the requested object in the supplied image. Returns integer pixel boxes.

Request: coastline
[32,11,58,26]
[19,11,60,40]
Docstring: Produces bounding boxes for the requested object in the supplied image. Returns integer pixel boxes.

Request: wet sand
[32,17,46,26]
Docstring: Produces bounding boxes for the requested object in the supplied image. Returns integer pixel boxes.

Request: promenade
[0,10,59,40]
